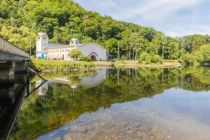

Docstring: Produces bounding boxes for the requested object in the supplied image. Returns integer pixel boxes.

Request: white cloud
[125,0,204,20]
[166,24,210,37]
[73,0,210,36]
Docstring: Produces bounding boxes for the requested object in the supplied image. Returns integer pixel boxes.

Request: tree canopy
[68,49,81,60]
[0,0,209,63]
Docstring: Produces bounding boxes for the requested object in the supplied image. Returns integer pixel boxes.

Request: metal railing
[0,37,29,58]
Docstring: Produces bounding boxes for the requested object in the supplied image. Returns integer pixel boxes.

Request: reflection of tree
[68,75,81,85]
[177,67,210,91]
[10,68,210,140]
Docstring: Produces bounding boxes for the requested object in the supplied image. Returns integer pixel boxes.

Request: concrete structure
[0,38,30,140]
[0,38,29,61]
[36,33,107,61]
[0,37,29,85]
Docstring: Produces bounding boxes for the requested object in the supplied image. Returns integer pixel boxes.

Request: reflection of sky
[38,88,210,140]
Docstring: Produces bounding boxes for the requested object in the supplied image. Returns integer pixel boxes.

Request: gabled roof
[89,52,98,56]
[80,42,106,50]
[48,43,68,48]
[46,43,75,50]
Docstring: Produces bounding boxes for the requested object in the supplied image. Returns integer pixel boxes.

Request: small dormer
[70,38,79,46]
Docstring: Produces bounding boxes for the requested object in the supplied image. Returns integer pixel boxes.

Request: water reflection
[35,69,107,96]
[38,89,210,140]
[10,67,210,140]
[0,75,29,140]
[35,80,49,96]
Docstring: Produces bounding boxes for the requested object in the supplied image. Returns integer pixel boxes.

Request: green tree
[0,0,210,61]
[69,49,82,60]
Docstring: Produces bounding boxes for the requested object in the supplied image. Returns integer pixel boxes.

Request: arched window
[89,52,97,61]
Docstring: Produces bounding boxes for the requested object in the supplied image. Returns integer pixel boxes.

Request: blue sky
[73,0,210,37]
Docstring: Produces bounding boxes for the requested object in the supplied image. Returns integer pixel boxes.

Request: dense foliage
[139,52,162,64]
[179,44,210,66]
[0,0,210,64]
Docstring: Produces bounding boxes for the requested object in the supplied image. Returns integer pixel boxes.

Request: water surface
[10,67,210,140]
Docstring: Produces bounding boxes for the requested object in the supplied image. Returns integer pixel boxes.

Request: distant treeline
[0,0,209,65]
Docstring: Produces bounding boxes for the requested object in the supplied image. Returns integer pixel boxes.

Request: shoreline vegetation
[30,57,181,72]
[30,56,95,72]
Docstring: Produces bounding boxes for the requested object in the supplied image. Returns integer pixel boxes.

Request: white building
[36,32,107,61]
[36,32,48,59]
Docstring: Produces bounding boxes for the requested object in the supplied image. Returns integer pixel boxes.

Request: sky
[73,0,210,37]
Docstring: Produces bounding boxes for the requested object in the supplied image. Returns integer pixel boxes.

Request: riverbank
[30,57,181,72]
[94,60,180,68]
[30,57,95,72]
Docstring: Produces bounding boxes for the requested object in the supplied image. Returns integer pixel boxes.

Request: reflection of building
[52,77,78,89]
[35,69,108,95]
[50,69,107,89]
[36,32,107,61]
[80,69,107,89]
[35,80,49,96]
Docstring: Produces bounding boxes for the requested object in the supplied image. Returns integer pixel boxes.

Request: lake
[9,67,210,140]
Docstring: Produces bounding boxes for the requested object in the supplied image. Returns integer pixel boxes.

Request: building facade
[35,33,107,61]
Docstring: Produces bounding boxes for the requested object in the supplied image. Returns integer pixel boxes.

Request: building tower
[36,32,48,59]
[70,38,80,48]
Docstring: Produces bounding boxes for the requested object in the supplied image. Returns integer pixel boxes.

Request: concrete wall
[0,38,29,59]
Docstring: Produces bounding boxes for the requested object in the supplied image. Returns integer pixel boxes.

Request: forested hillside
[0,0,210,62]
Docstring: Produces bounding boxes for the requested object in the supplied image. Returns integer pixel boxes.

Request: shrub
[179,44,210,66]
[179,53,197,66]
[153,55,163,64]
[139,52,149,62]
[145,55,152,64]
[139,53,162,64]
[80,55,91,62]
[69,49,82,60]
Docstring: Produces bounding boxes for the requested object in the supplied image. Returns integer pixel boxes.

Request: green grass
[30,57,180,71]
[162,60,178,62]
[30,56,95,71]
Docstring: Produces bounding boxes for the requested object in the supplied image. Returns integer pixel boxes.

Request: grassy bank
[30,57,95,72]
[30,57,180,72]
[113,60,180,68]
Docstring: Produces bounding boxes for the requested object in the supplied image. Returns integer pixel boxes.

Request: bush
[152,55,163,64]
[179,53,197,66]
[80,55,91,62]
[145,55,152,64]
[139,52,149,62]
[69,49,82,60]
[139,53,162,64]
[179,44,210,66]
